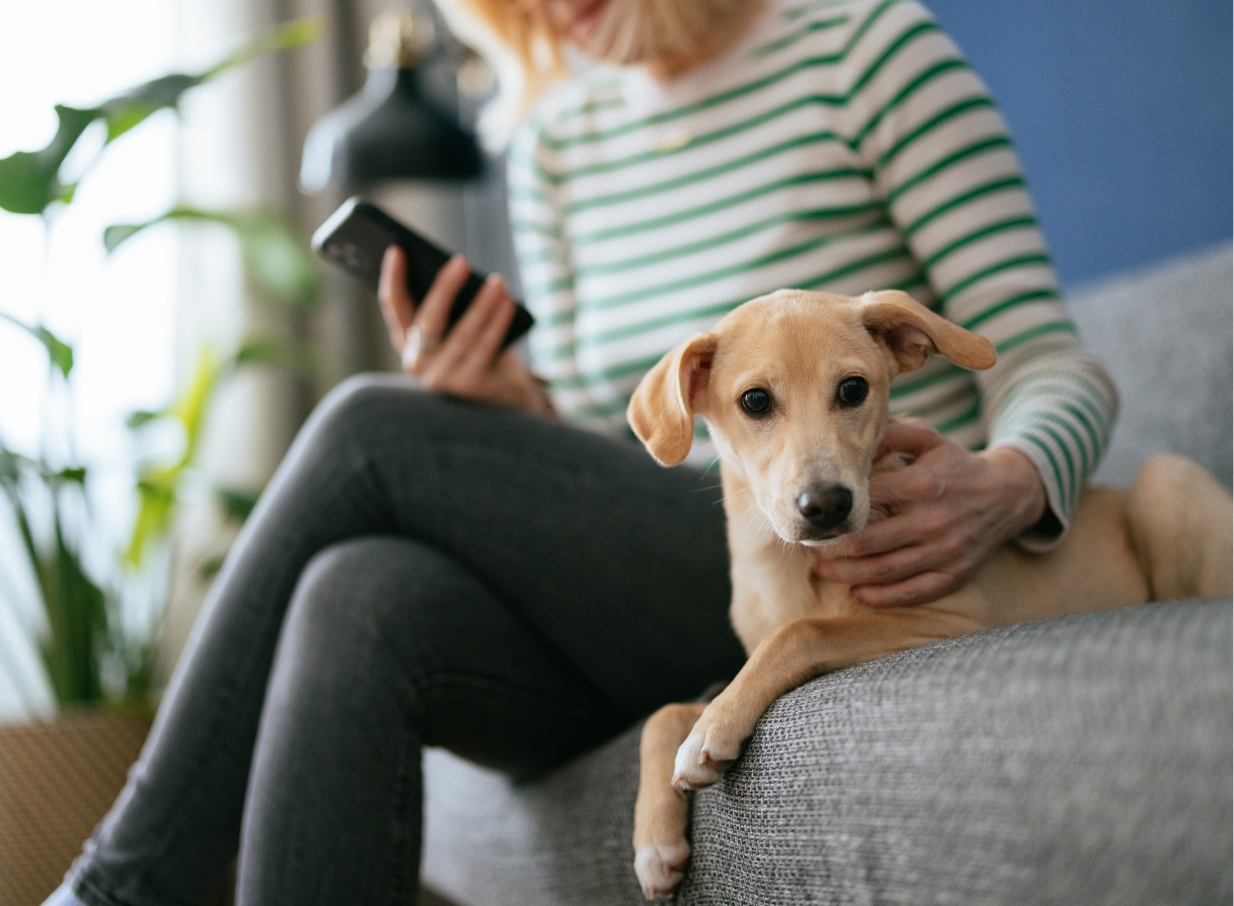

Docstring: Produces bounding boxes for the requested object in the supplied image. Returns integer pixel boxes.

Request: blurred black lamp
[300,10,483,192]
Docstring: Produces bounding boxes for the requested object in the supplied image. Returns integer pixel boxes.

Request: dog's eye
[837,376,868,407]
[740,389,772,416]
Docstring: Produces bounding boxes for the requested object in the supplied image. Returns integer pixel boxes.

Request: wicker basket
[0,711,457,906]
[0,711,151,906]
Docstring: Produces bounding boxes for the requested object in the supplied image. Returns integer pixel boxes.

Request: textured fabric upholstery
[421,726,644,906]
[420,248,1234,906]
[1070,243,1233,490]
[677,600,1232,905]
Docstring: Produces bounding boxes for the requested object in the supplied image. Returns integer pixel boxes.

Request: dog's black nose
[796,485,852,530]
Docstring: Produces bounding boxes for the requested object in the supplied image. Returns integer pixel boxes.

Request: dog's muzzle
[796,484,852,533]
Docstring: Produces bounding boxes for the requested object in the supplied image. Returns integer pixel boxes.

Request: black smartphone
[311,196,534,348]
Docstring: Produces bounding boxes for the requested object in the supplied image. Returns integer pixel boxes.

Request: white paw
[671,730,739,791]
[634,838,691,899]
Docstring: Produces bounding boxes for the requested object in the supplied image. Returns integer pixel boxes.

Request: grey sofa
[420,245,1234,906]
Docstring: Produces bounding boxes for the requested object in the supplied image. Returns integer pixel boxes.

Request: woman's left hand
[811,421,1048,607]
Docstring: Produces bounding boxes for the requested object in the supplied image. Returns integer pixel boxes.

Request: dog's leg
[673,611,975,790]
[633,701,708,899]
[1125,454,1234,600]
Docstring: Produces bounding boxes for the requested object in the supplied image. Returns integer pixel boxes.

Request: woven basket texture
[0,712,150,906]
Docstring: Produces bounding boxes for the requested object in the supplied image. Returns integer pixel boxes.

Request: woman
[49,0,1115,903]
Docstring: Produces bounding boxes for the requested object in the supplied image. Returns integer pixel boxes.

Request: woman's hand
[811,421,1048,607]
[377,246,553,415]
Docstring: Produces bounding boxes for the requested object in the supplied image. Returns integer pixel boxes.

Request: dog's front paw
[634,838,690,900]
[671,722,743,791]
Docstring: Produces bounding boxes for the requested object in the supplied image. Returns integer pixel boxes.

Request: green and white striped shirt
[508,0,1117,544]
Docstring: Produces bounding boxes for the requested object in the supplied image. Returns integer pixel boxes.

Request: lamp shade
[299,11,483,192]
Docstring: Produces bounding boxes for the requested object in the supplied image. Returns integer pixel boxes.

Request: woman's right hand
[377,245,554,415]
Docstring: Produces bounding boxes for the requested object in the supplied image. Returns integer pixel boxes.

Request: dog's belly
[967,486,1151,626]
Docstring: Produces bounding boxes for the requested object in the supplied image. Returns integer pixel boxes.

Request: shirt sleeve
[506,119,587,417]
[846,0,1119,548]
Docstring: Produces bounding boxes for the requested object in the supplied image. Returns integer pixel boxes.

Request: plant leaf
[170,346,224,465]
[0,17,326,217]
[56,467,87,485]
[126,409,163,429]
[45,533,108,704]
[124,474,176,568]
[123,347,223,567]
[215,486,260,522]
[103,223,147,253]
[0,311,74,377]
[103,206,217,253]
[198,554,226,582]
[0,445,19,486]
[234,212,323,307]
[204,16,330,77]
[0,105,99,214]
[234,335,319,378]
[35,484,109,705]
[0,449,38,571]
[100,73,205,142]
[0,444,107,705]
[105,207,322,308]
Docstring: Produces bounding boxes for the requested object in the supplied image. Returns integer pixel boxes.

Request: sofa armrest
[678,600,1233,906]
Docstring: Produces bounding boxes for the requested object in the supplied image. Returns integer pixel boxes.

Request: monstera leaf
[0,16,327,217]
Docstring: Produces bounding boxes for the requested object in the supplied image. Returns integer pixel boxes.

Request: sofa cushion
[422,600,1231,906]
[1068,243,1233,489]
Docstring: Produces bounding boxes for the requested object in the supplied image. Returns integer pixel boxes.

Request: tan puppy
[625,288,1233,899]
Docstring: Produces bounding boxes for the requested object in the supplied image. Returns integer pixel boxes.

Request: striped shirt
[508,0,1117,544]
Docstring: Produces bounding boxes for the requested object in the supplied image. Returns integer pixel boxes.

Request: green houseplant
[0,16,326,714]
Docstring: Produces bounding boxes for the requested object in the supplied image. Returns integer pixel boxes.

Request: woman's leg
[68,375,743,906]
[238,535,627,904]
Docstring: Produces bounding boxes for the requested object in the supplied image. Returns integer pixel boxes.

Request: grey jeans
[70,375,746,906]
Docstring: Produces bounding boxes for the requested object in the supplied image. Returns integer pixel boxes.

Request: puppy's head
[628,289,995,545]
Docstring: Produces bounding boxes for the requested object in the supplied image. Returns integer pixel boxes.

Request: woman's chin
[569,0,612,45]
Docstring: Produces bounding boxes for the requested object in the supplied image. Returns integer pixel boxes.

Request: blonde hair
[432,0,571,148]
[435,0,751,146]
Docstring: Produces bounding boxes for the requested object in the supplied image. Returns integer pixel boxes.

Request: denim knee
[302,372,429,450]
[281,538,405,681]
[276,537,475,705]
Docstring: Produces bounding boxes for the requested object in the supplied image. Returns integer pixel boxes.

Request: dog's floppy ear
[627,332,718,466]
[859,290,996,373]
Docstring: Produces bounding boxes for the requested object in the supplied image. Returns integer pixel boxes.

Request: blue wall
[925,0,1232,287]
